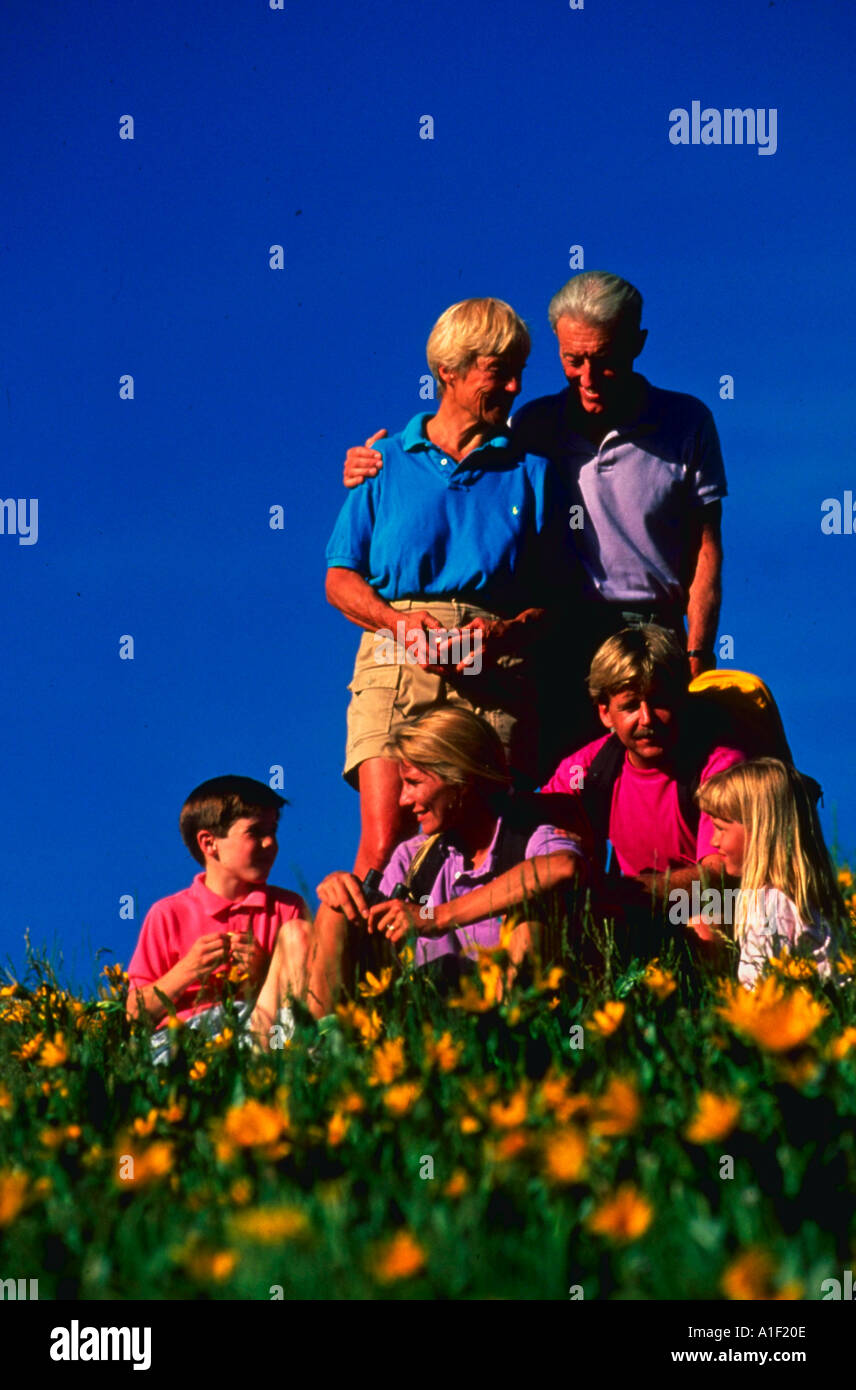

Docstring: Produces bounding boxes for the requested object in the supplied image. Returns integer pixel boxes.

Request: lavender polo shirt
[511,377,726,605]
[378,817,583,965]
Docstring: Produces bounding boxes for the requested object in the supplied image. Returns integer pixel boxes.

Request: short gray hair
[548,271,643,335]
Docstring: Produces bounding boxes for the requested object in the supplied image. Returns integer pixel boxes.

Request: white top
[738,886,837,989]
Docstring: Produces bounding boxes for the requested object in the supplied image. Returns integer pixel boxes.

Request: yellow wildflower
[369,1037,406,1086]
[643,960,677,1001]
[15,1033,44,1062]
[717,977,827,1053]
[444,1170,468,1198]
[449,953,503,1012]
[0,1171,28,1226]
[132,1110,159,1138]
[587,1001,625,1037]
[838,868,853,889]
[208,1027,235,1051]
[189,1060,207,1081]
[383,1082,421,1116]
[769,950,817,980]
[721,1248,802,1300]
[368,1230,426,1284]
[230,1178,253,1205]
[543,1127,587,1184]
[837,953,855,978]
[490,1129,529,1162]
[464,1075,499,1104]
[685,1092,741,1144]
[0,983,17,997]
[358,968,393,998]
[230,1206,309,1244]
[223,1099,287,1148]
[828,1026,856,1060]
[118,1141,174,1186]
[590,1076,640,1136]
[327,1110,350,1146]
[539,1076,592,1124]
[335,1001,383,1044]
[587,1185,653,1243]
[534,965,565,993]
[422,1027,463,1073]
[338,1091,365,1115]
[181,1246,238,1282]
[777,1054,821,1087]
[488,1089,528,1130]
[160,1101,185,1123]
[0,1084,12,1114]
[459,1115,481,1135]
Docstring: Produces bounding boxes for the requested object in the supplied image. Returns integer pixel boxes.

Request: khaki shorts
[343,599,537,789]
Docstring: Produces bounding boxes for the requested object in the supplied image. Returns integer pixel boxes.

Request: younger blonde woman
[695,758,848,988]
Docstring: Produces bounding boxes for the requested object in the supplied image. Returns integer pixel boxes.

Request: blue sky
[2,0,854,988]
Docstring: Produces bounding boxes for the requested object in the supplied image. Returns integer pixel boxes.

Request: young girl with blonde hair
[695,757,848,987]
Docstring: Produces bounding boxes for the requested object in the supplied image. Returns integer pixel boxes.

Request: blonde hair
[384,707,511,797]
[426,298,530,391]
[587,625,689,706]
[695,758,846,938]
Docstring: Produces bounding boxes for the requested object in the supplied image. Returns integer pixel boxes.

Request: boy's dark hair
[179,775,287,866]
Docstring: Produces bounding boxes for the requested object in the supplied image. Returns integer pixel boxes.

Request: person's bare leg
[353,757,413,877]
[250,920,310,1046]
[307,904,350,1017]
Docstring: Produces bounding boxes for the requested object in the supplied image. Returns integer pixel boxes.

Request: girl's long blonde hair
[695,758,846,936]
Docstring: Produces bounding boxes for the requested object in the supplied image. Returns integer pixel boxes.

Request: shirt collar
[189,872,268,919]
[401,413,512,455]
[444,814,503,876]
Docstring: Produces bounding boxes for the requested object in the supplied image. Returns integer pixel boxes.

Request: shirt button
[454,871,461,881]
[440,458,448,466]
[511,505,519,515]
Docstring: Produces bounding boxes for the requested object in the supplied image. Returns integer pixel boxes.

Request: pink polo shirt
[542,735,745,876]
[127,873,308,1022]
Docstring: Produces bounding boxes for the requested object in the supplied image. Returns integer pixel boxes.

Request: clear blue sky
[2,0,854,988]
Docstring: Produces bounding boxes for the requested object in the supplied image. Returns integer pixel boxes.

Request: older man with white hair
[344,271,726,765]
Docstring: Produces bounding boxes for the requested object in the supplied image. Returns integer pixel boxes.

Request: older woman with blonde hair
[309,707,586,1007]
[325,297,575,881]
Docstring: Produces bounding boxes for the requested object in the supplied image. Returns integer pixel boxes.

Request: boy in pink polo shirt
[127,775,311,1059]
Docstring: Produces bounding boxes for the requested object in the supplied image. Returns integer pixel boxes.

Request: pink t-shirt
[541,735,745,876]
[127,873,307,1021]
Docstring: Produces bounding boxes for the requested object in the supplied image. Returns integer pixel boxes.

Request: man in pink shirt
[127,775,311,1059]
[541,627,744,913]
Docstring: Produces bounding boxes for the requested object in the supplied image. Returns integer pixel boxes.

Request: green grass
[1,874,855,1300]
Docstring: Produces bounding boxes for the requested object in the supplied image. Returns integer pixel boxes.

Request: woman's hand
[368,897,434,942]
[316,871,369,925]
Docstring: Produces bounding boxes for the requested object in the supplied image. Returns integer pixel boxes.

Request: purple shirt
[379,817,583,965]
[511,377,726,605]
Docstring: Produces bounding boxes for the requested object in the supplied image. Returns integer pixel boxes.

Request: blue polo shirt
[511,378,727,605]
[326,413,570,615]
